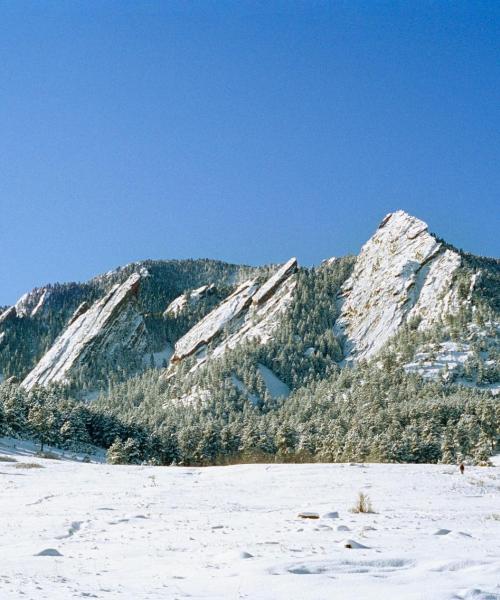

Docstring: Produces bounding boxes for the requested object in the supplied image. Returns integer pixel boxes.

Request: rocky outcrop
[252,258,297,305]
[0,306,17,326]
[22,273,146,390]
[163,284,216,318]
[171,279,259,362]
[170,259,298,368]
[335,211,462,362]
[211,272,296,362]
[14,288,52,318]
[67,301,90,326]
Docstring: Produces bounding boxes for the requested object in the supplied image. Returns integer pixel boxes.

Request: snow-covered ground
[0,453,499,600]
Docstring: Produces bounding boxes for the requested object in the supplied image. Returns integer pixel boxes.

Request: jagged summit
[335,210,462,361]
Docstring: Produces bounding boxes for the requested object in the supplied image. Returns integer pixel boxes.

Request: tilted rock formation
[170,258,298,368]
[335,210,462,362]
[67,301,91,326]
[0,306,17,326]
[22,273,146,390]
[211,270,296,361]
[171,279,259,362]
[14,288,52,318]
[252,258,297,305]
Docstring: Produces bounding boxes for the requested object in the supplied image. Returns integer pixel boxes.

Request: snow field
[0,454,499,600]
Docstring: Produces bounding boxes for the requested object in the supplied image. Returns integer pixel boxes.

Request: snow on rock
[67,301,90,326]
[297,511,320,519]
[335,211,462,362]
[321,257,339,266]
[252,258,297,305]
[341,539,370,549]
[171,259,298,366]
[404,330,499,394]
[210,270,297,363]
[22,273,146,390]
[0,305,17,325]
[14,288,52,318]
[257,364,290,398]
[171,279,259,362]
[163,284,216,318]
[166,385,212,407]
[407,249,462,328]
[34,548,63,557]
[404,341,472,379]
[163,293,188,317]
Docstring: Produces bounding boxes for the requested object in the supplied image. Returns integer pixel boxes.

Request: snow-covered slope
[22,274,147,390]
[335,211,463,362]
[0,457,498,600]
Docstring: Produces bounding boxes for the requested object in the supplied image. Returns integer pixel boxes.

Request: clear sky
[0,1,498,305]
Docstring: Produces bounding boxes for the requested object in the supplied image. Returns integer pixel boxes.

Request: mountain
[22,273,147,391]
[0,210,498,466]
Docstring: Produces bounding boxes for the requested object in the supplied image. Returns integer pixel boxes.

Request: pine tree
[107,437,126,464]
[27,403,56,453]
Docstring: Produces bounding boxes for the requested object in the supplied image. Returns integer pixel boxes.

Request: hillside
[0,210,498,465]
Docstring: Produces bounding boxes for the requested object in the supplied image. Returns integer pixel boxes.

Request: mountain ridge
[0,209,498,466]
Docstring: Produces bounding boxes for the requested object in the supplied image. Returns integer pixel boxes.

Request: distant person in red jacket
[459,463,465,475]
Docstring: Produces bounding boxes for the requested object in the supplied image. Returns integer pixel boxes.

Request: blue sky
[0,1,498,305]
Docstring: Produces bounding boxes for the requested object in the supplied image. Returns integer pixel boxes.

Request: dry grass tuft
[350,492,374,514]
[0,455,17,463]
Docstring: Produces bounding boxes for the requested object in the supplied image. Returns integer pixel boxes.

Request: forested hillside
[1,211,498,465]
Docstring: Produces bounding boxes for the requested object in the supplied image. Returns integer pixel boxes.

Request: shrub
[0,455,17,462]
[350,492,374,514]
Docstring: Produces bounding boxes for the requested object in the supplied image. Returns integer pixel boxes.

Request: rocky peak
[335,210,462,362]
[252,258,297,305]
[14,287,52,318]
[22,273,146,390]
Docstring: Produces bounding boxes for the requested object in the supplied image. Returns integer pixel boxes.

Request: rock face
[163,284,216,318]
[171,258,298,366]
[171,279,259,362]
[211,270,296,361]
[67,302,90,326]
[14,288,52,318]
[335,211,462,362]
[252,258,297,305]
[0,306,17,325]
[22,273,146,390]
